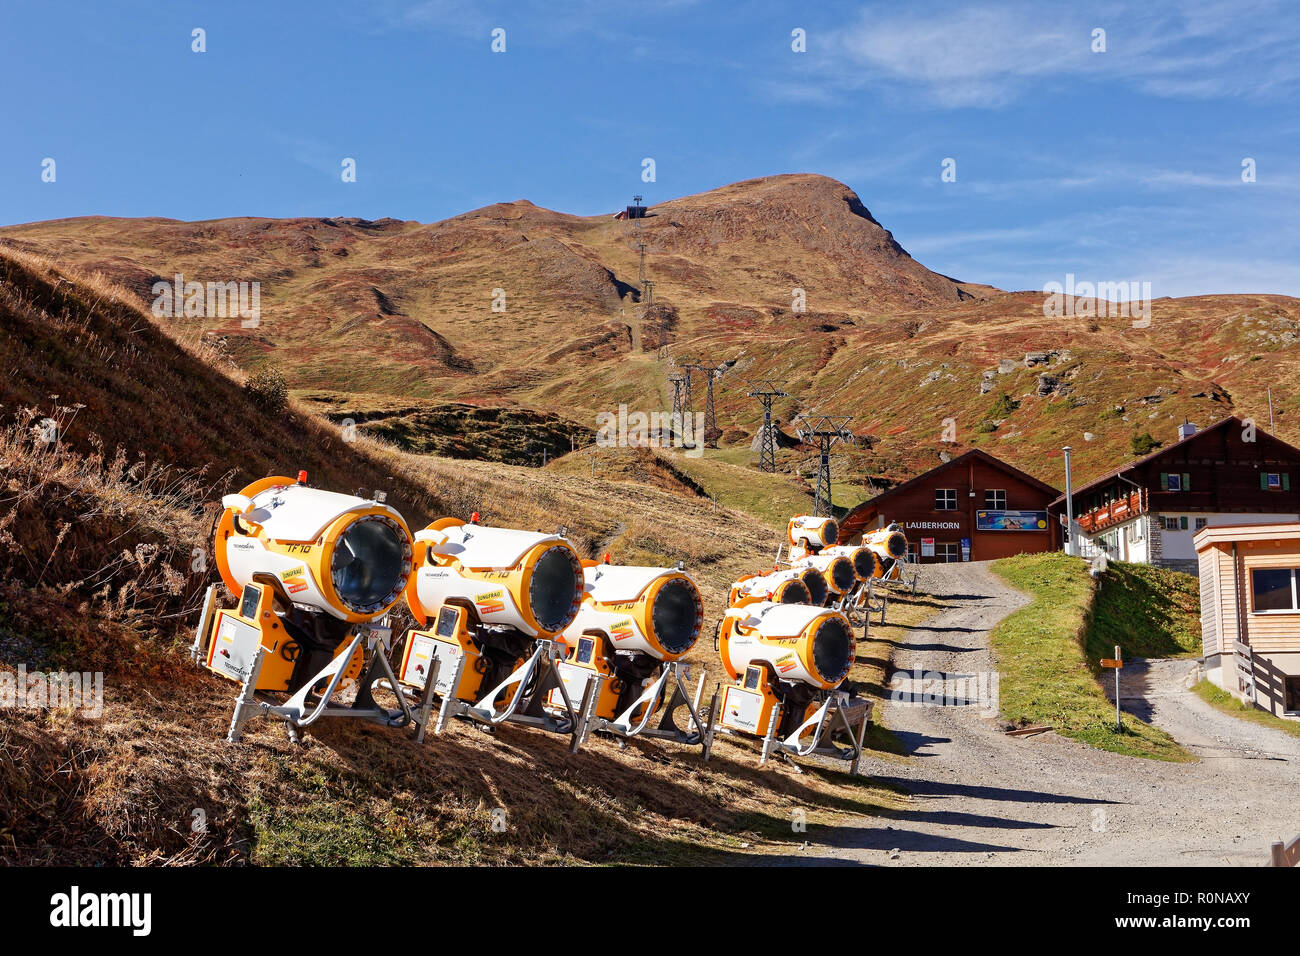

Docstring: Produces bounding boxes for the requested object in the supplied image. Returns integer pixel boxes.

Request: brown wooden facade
[1050,416,1300,570]
[1054,417,1300,527]
[839,450,1062,563]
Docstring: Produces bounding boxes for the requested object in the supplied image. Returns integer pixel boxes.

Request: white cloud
[811,0,1300,108]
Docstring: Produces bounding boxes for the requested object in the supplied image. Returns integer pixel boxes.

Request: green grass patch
[667,450,816,529]
[1192,679,1300,740]
[1087,562,1201,660]
[989,552,1192,761]
[249,758,436,866]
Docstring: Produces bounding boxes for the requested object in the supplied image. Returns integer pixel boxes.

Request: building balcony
[1076,489,1147,534]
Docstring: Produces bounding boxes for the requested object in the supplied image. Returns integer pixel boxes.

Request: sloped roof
[1049,415,1300,507]
[838,448,1060,542]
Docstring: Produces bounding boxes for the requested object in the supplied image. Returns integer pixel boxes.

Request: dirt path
[793,561,1300,867]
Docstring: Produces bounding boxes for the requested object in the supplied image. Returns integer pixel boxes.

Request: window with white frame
[1194,517,1208,530]
[935,488,957,510]
[1251,567,1300,612]
[985,489,1006,509]
[935,542,961,562]
[1162,516,1180,531]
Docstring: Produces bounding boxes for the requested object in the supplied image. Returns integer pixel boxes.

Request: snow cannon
[714,601,873,771]
[788,514,839,553]
[861,524,910,584]
[864,524,908,562]
[795,565,830,606]
[728,568,814,608]
[553,560,717,753]
[821,544,881,581]
[395,516,589,741]
[791,552,857,600]
[191,473,418,742]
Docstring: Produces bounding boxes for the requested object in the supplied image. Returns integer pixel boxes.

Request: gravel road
[793,561,1300,866]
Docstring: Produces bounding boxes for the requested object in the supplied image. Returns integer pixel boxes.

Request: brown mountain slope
[0,174,983,397]
[3,174,1296,490]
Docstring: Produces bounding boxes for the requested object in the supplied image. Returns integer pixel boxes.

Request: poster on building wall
[976,510,1049,531]
[921,537,935,557]
[960,537,971,561]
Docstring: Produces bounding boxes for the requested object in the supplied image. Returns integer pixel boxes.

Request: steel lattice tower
[681,360,723,448]
[668,372,689,441]
[796,416,855,517]
[746,380,788,473]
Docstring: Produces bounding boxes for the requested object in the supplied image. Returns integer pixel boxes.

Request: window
[1161,472,1190,491]
[1194,517,1208,531]
[935,542,961,562]
[1162,516,1180,531]
[1262,472,1291,491]
[1251,568,1300,613]
[935,488,957,510]
[985,489,1006,509]
[1287,677,1300,714]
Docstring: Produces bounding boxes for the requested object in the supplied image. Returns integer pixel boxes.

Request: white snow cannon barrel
[718,602,855,691]
[728,568,814,608]
[788,514,840,554]
[404,517,583,637]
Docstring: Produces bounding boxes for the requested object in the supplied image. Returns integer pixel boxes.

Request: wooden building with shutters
[1049,416,1300,573]
[1194,522,1300,718]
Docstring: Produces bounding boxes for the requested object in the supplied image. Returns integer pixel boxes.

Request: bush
[987,392,1020,419]
[1130,431,1160,456]
[244,365,288,413]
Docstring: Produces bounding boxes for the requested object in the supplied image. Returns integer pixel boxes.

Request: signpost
[1100,645,1123,731]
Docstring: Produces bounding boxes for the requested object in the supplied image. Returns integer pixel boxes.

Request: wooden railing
[1271,833,1300,866]
[1076,489,1146,534]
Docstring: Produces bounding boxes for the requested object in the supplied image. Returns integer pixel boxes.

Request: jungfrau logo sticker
[775,652,797,674]
[475,589,505,614]
[280,564,308,594]
[610,618,634,641]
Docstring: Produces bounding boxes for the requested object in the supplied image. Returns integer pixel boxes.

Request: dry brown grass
[0,247,920,866]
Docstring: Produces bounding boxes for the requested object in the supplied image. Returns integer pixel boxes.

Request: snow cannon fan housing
[405,518,583,638]
[864,525,908,561]
[792,553,857,597]
[795,566,829,606]
[566,563,704,662]
[788,515,839,553]
[215,475,414,623]
[728,568,813,608]
[821,544,881,581]
[719,602,856,691]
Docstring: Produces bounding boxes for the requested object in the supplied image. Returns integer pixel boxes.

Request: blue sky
[2,0,1297,297]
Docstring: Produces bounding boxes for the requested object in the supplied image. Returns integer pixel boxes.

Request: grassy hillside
[0,253,907,864]
[1087,563,1201,660]
[989,553,1191,761]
